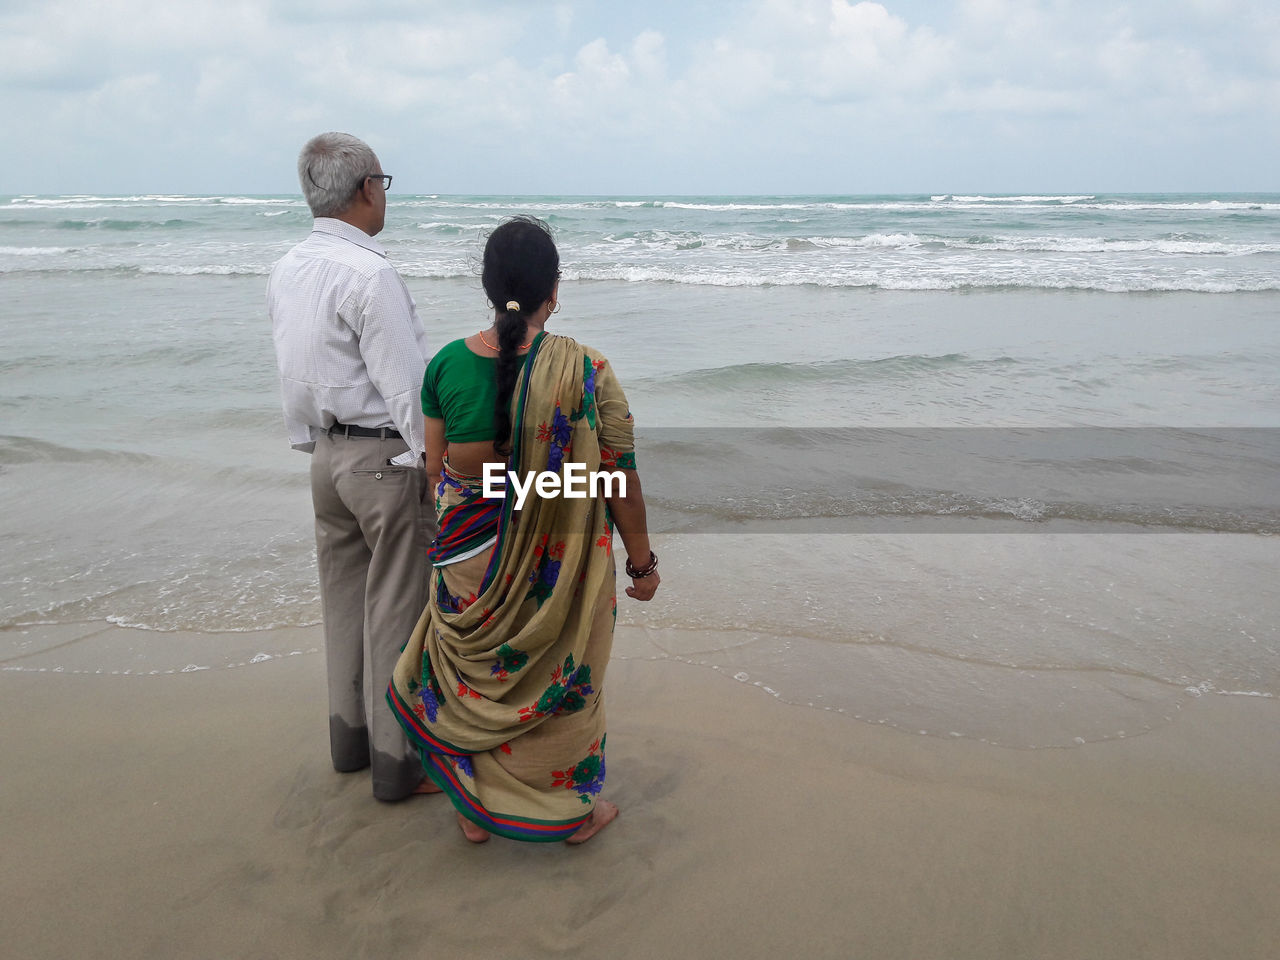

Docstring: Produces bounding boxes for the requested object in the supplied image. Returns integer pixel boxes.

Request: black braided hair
[482,216,560,455]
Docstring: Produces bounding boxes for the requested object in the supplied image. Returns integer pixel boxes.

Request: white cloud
[682,37,784,113]
[819,1,952,96]
[0,0,1277,192]
[940,82,1086,116]
[631,29,668,81]
[561,37,632,92]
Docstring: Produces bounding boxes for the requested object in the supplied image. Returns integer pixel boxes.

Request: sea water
[1,193,1277,746]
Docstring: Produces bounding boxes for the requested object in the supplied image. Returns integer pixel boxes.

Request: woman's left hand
[625,571,660,601]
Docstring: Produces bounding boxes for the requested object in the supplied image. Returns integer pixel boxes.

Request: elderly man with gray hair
[268,132,436,801]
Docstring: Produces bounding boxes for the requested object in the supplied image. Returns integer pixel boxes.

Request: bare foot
[564,799,619,845]
[412,778,443,795]
[457,812,490,844]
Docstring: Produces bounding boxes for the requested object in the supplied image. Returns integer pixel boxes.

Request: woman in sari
[388,216,659,844]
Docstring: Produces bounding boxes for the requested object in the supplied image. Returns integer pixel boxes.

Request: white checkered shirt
[268,218,429,458]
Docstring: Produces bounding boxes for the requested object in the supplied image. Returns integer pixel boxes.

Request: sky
[2,0,1278,195]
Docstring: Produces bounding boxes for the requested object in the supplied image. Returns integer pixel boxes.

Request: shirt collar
[311,217,386,257]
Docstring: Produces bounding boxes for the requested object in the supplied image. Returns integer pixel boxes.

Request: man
[268,132,434,801]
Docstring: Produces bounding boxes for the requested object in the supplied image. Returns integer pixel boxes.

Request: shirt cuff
[286,417,320,453]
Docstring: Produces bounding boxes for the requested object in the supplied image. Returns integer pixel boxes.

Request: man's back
[269,217,427,455]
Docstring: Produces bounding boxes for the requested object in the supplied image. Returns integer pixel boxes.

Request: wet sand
[3,624,1279,960]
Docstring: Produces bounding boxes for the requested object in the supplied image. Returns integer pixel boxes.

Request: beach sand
[4,624,1279,960]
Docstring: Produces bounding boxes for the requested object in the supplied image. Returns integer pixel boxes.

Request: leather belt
[328,422,402,440]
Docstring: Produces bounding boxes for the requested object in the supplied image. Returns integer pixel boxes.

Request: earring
[550,302,561,314]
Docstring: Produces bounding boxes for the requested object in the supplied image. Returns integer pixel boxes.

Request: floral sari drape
[388,333,634,841]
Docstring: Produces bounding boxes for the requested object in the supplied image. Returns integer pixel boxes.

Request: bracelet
[625,551,658,579]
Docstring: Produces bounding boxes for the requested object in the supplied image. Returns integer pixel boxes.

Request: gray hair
[296,132,378,218]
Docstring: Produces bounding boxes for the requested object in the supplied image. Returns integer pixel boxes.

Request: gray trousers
[310,431,434,800]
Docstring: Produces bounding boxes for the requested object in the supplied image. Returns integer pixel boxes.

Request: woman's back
[422,335,529,477]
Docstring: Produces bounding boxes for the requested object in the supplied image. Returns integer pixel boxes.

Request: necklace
[478,329,534,351]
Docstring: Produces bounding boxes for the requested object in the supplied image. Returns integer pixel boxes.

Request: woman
[388,217,659,844]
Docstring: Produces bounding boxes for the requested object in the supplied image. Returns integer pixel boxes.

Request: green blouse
[421,338,529,443]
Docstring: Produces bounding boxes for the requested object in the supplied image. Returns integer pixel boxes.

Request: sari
[387,333,636,841]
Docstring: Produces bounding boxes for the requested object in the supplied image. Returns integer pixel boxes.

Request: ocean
[2,192,1277,747]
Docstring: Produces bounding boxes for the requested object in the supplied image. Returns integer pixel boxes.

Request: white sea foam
[1219,690,1275,698]
[581,229,1276,258]
[1067,201,1280,212]
[658,201,819,211]
[7,194,245,209]
[946,194,1096,203]
[562,262,1280,293]
[1185,681,1276,699]
[936,236,1276,255]
[9,194,1278,215]
[413,220,482,232]
[7,197,137,208]
[0,245,75,255]
[800,233,926,249]
[218,197,298,205]
[397,196,1280,214]
[137,264,268,276]
[395,198,611,211]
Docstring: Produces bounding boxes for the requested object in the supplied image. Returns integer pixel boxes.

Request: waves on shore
[5,191,1279,292]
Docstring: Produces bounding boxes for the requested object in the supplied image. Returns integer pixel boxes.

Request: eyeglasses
[305,168,394,192]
